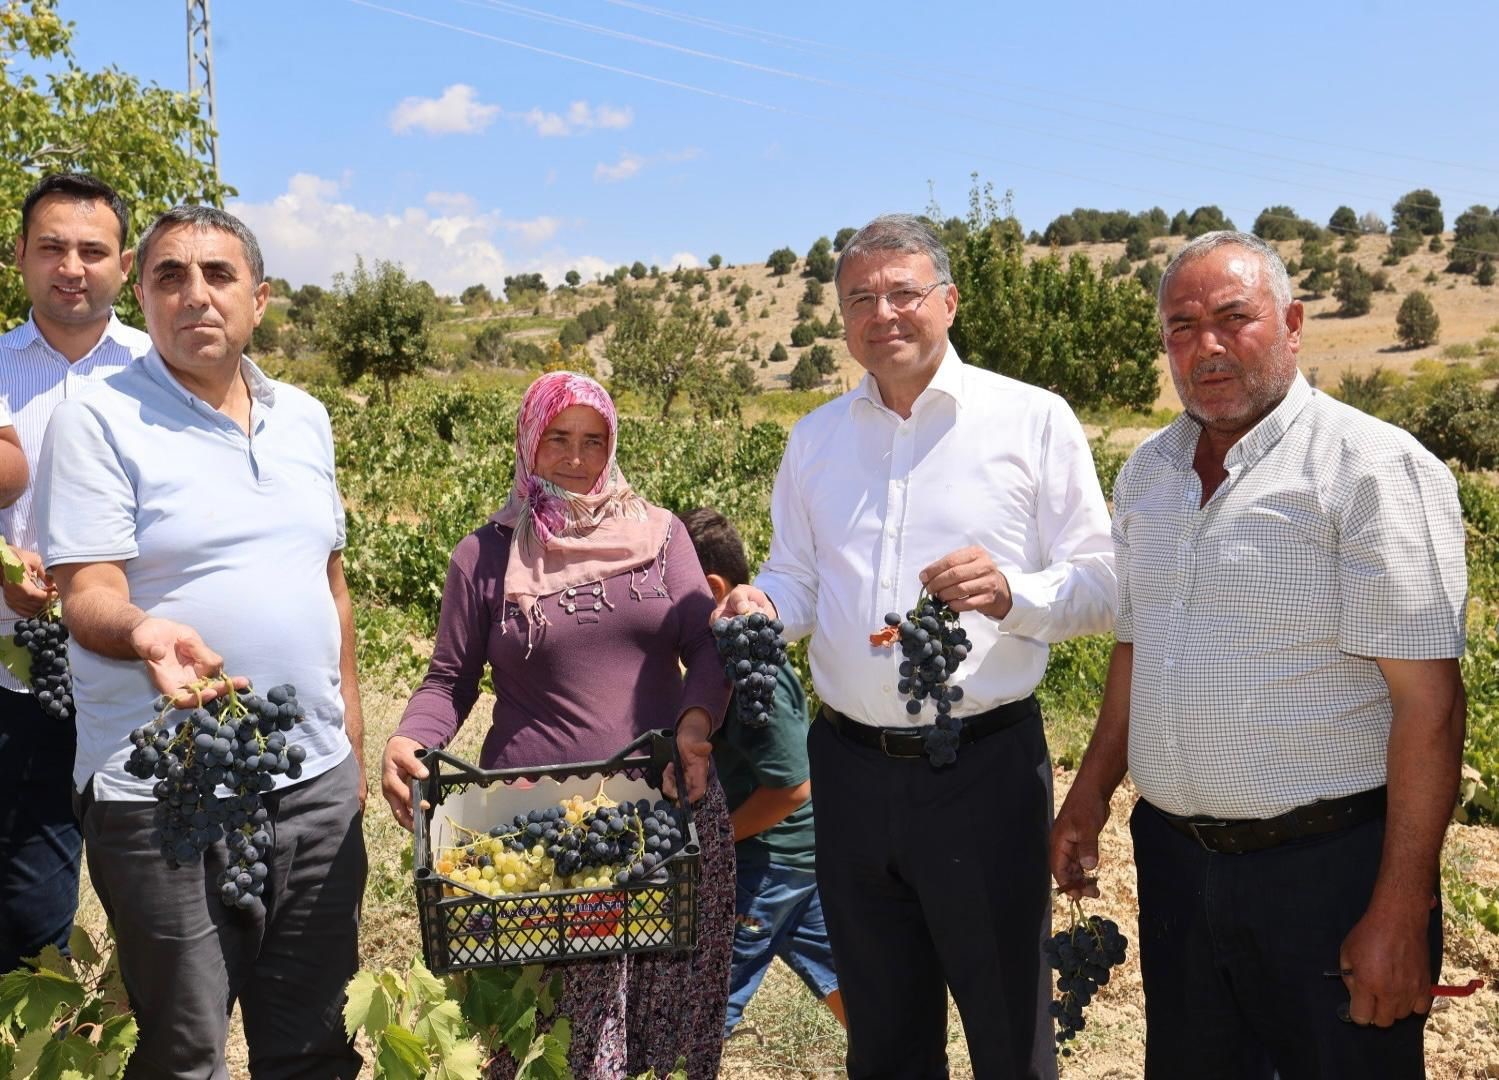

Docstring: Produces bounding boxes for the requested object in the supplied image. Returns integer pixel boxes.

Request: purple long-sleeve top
[397,514,731,769]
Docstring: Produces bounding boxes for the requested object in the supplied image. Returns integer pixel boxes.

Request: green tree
[1479,260,1496,287]
[948,180,1160,410]
[728,355,758,395]
[788,353,823,390]
[1299,238,1336,298]
[822,310,842,338]
[1124,233,1150,261]
[318,257,436,404]
[1395,290,1439,348]
[1447,205,1499,273]
[471,322,510,365]
[502,272,545,301]
[287,283,326,327]
[460,283,492,306]
[766,247,797,275]
[802,279,824,306]
[606,294,736,418]
[1391,188,1443,236]
[1169,209,1190,236]
[1328,205,1359,235]
[1042,213,1083,246]
[0,0,234,327]
[1253,205,1312,241]
[768,341,788,364]
[629,261,648,280]
[1183,205,1234,238]
[1133,259,1163,298]
[833,226,857,252]
[807,344,837,375]
[558,319,587,349]
[249,303,284,356]
[804,237,835,283]
[564,269,582,288]
[712,308,732,328]
[790,321,817,348]
[707,253,722,270]
[1333,258,1373,316]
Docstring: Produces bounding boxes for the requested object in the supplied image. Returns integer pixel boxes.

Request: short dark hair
[20,173,131,248]
[680,507,750,588]
[136,205,265,286]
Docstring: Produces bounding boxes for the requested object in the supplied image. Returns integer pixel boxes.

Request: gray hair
[1158,230,1292,315]
[135,205,265,286]
[834,214,952,289]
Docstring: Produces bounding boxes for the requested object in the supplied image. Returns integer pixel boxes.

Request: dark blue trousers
[809,704,1057,1080]
[0,686,82,973]
[1131,799,1439,1080]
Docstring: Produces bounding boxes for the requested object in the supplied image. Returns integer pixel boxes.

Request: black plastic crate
[411,730,700,973]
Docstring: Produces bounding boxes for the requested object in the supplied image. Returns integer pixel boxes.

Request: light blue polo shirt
[37,348,351,800]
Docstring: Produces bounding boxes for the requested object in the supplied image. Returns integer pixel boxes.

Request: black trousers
[808,703,1057,1080]
[0,686,81,974]
[1131,799,1439,1080]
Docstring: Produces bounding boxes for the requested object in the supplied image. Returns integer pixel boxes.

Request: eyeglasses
[838,280,948,318]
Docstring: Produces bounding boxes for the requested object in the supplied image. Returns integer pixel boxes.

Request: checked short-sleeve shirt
[1114,373,1467,819]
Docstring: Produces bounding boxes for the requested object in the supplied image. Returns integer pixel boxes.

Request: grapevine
[871,591,972,766]
[123,679,308,911]
[1044,900,1128,1056]
[711,610,787,729]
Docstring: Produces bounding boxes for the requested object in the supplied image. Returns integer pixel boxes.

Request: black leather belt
[1146,786,1387,855]
[819,696,1038,759]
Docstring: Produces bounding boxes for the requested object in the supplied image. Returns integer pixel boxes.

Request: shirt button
[886,526,897,538]
[880,578,891,588]
[882,685,891,694]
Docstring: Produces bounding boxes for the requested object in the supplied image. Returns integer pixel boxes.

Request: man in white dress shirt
[0,173,150,975]
[717,214,1116,1079]
[1050,232,1466,1078]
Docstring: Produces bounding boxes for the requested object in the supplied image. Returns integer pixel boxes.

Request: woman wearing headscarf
[381,371,734,1078]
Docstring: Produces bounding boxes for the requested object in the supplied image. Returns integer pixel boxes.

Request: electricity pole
[185,0,220,187]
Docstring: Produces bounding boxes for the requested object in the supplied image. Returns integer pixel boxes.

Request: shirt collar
[1152,371,1314,470]
[853,341,964,417]
[142,347,278,409]
[5,310,135,362]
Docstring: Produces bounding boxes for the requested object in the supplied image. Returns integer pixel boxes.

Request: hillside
[413,232,1496,415]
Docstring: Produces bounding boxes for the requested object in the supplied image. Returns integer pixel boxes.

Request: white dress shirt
[0,312,150,693]
[1115,373,1467,819]
[755,344,1116,729]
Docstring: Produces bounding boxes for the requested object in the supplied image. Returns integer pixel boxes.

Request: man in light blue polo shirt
[35,205,366,1080]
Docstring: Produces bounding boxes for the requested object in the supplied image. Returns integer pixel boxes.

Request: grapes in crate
[872,592,971,766]
[435,790,690,899]
[14,605,74,723]
[711,610,787,729]
[124,682,307,912]
[1045,905,1128,1056]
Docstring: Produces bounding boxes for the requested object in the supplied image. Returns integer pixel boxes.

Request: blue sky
[52,0,1499,295]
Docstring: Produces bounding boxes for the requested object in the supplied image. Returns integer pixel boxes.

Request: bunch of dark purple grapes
[124,682,306,911]
[488,798,688,884]
[1045,908,1128,1056]
[882,593,970,766]
[14,604,73,723]
[712,611,787,729]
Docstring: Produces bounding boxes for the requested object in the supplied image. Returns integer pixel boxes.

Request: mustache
[1192,359,1242,382]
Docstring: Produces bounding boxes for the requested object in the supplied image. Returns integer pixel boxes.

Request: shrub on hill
[790,322,817,348]
[808,344,837,375]
[1395,291,1439,348]
[788,353,823,390]
[834,227,857,252]
[767,247,797,275]
[805,237,836,283]
[1334,258,1373,316]
[1392,188,1444,236]
[708,254,722,270]
[769,342,789,364]
[1448,205,1499,274]
[1329,206,1359,235]
[1124,234,1150,261]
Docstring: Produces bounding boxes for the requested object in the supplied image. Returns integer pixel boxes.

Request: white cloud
[594,152,645,183]
[389,84,501,136]
[667,252,700,269]
[231,174,597,296]
[523,100,635,137]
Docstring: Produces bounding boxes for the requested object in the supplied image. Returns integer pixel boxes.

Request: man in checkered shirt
[1051,231,1467,1078]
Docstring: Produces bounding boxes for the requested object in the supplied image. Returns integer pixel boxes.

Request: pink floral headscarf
[492,371,671,648]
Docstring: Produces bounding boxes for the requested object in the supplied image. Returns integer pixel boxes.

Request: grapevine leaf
[374,1025,429,1080]
[342,970,383,1040]
[0,540,26,586]
[15,966,84,1032]
[514,1019,570,1080]
[0,965,32,1024]
[404,959,446,1011]
[96,1012,137,1058]
[0,634,31,684]
[410,998,464,1057]
[500,1004,537,1062]
[29,944,71,977]
[430,1036,484,1080]
[455,968,509,1032]
[65,928,100,971]
[11,1027,51,1078]
[537,974,562,1018]
[0,1043,12,1080]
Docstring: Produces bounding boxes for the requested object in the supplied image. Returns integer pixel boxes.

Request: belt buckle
[1187,819,1228,853]
[879,730,900,757]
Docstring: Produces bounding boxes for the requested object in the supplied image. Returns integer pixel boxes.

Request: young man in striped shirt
[0,173,150,975]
